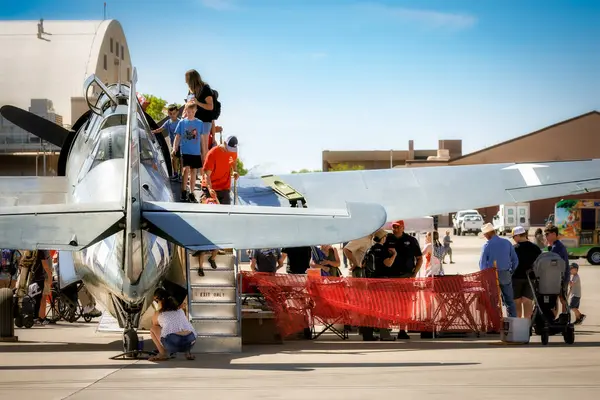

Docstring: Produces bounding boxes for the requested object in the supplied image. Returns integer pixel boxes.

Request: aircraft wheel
[586,248,600,265]
[123,328,139,355]
[0,288,14,338]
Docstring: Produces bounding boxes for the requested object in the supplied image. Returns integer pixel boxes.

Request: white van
[492,203,530,235]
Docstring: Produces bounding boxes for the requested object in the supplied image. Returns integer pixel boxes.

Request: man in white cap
[511,226,541,319]
[479,223,519,318]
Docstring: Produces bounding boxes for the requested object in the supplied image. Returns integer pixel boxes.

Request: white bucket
[501,317,531,344]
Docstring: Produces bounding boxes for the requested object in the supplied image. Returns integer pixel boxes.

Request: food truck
[554,199,600,265]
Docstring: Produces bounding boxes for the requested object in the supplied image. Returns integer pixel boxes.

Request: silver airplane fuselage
[64,83,176,325]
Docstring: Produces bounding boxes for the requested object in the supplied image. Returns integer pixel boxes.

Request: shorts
[569,296,580,309]
[215,190,231,205]
[181,154,202,169]
[160,332,196,354]
[201,122,212,135]
[512,278,533,300]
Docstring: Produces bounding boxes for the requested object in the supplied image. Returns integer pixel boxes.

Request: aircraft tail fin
[0,202,124,250]
[141,201,386,250]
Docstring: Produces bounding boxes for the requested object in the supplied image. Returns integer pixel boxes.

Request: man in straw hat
[479,223,519,318]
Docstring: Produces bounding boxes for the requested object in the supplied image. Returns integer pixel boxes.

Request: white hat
[511,226,526,236]
[481,223,495,235]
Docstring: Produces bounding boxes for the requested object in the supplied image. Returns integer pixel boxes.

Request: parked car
[459,214,484,235]
[452,209,482,235]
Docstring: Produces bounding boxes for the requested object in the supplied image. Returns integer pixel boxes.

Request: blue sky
[2,0,599,172]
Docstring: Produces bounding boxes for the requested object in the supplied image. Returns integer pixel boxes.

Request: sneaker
[197,267,205,277]
[188,193,197,203]
[180,191,188,202]
[208,257,218,269]
[170,174,178,181]
[397,330,410,340]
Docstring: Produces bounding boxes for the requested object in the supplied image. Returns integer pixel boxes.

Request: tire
[453,227,457,235]
[563,326,575,345]
[83,314,93,323]
[586,248,600,265]
[23,315,34,329]
[14,315,23,328]
[123,328,139,355]
[0,288,14,338]
[541,329,549,345]
[458,228,462,236]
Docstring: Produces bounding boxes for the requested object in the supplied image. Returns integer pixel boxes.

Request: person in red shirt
[202,135,239,205]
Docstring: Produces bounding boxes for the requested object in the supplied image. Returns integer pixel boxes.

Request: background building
[322,111,600,225]
[0,19,131,176]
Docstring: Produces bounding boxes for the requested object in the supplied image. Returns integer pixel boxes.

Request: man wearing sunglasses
[544,225,570,316]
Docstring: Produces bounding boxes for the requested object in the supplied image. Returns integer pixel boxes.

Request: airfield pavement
[1,230,600,400]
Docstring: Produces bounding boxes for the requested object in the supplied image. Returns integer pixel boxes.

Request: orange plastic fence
[241,269,502,337]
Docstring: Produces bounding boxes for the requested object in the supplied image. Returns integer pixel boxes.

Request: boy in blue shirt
[171,103,208,202]
[152,104,181,181]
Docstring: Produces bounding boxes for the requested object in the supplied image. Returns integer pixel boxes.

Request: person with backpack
[0,249,19,289]
[250,248,284,273]
[184,69,215,140]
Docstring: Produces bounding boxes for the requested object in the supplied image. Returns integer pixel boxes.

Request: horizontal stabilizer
[142,201,387,250]
[0,202,124,250]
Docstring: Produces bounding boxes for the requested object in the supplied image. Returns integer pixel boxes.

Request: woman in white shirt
[149,288,197,362]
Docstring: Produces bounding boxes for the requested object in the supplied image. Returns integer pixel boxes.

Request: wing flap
[0,202,124,250]
[142,201,386,250]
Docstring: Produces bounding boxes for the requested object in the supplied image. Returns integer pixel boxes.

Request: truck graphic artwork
[554,199,600,265]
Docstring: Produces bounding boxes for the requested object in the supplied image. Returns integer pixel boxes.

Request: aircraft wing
[0,177,69,207]
[142,201,386,250]
[236,159,600,220]
[0,202,124,250]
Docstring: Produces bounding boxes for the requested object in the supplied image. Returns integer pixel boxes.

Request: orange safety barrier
[240,269,502,338]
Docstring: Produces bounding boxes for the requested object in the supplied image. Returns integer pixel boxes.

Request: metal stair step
[189,269,236,286]
[188,253,235,270]
[190,302,237,319]
[191,319,238,336]
[190,287,237,303]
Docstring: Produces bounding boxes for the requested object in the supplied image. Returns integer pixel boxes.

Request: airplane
[1,67,600,354]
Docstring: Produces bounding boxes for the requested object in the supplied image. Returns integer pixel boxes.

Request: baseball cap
[225,136,238,152]
[511,226,526,236]
[391,220,405,228]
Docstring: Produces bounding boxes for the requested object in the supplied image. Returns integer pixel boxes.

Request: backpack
[211,89,221,121]
[362,248,377,278]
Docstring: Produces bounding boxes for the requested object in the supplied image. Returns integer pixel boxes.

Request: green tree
[236,158,248,176]
[143,93,168,122]
[329,163,365,172]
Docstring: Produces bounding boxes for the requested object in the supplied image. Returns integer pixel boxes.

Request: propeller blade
[0,105,71,148]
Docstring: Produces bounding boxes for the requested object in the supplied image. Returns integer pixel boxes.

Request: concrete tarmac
[1,233,599,400]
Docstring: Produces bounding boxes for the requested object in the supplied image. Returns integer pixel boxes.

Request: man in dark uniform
[383,220,423,339]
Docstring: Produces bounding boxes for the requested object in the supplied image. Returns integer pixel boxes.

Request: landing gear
[123,328,139,354]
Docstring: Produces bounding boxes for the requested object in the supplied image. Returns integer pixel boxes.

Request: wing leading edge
[142,201,387,250]
[236,159,600,220]
[0,202,124,250]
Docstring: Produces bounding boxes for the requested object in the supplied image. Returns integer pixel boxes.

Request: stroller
[527,251,575,345]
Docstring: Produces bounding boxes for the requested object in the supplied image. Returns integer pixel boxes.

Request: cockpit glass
[90,129,126,170]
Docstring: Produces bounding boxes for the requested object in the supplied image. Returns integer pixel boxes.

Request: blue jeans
[497,269,517,318]
[160,332,196,354]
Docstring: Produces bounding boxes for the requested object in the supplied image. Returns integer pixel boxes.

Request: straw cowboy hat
[478,223,496,238]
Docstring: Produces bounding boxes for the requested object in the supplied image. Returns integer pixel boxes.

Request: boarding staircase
[186,249,242,352]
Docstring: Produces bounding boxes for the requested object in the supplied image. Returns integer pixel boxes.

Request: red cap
[391,220,405,228]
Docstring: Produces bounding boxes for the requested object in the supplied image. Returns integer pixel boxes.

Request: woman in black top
[184,69,214,141]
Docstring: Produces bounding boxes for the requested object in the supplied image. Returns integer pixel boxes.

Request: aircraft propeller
[0,105,71,148]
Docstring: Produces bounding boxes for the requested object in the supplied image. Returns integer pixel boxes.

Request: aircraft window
[90,130,126,170]
[100,114,128,129]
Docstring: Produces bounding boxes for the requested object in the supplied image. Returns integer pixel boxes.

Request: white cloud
[357,3,477,30]
[199,0,240,11]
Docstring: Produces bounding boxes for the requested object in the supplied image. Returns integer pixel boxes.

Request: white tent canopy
[383,217,434,233]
